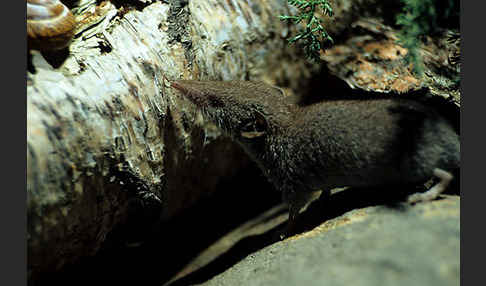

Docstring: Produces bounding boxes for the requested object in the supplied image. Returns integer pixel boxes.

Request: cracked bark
[27,0,320,280]
[27,0,460,282]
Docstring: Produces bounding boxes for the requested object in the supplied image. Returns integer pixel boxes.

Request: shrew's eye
[240,112,267,139]
[240,120,257,132]
[207,95,224,107]
[272,86,285,96]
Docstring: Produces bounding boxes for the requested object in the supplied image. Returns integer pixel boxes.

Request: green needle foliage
[280,0,334,62]
[396,0,459,76]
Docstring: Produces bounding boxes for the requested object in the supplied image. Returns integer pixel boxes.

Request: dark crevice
[35,48,70,69]
[62,0,81,9]
[167,0,193,64]
[169,183,459,286]
[31,162,280,286]
[108,0,153,11]
[27,51,36,74]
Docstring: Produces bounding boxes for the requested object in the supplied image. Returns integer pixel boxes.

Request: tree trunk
[27,0,460,281]
[27,0,320,279]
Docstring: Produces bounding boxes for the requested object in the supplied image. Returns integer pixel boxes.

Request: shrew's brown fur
[172,80,460,236]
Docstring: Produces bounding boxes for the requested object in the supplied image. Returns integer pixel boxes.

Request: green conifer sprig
[396,0,459,76]
[280,0,334,62]
[396,0,437,75]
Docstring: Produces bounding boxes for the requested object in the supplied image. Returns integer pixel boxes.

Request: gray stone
[199,196,460,286]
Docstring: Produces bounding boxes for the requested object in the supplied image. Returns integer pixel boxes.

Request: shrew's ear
[240,111,268,139]
[271,85,285,96]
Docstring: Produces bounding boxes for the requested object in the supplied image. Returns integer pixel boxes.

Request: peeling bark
[27,0,314,280]
[27,0,460,281]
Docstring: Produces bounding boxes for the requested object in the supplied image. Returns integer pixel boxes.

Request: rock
[198,196,459,286]
[320,17,460,105]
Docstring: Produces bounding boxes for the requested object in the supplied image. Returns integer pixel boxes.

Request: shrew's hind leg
[280,190,314,239]
[407,168,453,203]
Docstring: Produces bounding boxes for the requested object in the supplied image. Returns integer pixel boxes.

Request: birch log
[26,0,322,279]
[27,0,459,281]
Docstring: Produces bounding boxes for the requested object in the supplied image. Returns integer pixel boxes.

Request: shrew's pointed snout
[171,81,189,95]
[171,80,209,107]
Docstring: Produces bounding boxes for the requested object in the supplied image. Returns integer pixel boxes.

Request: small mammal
[171,80,460,236]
